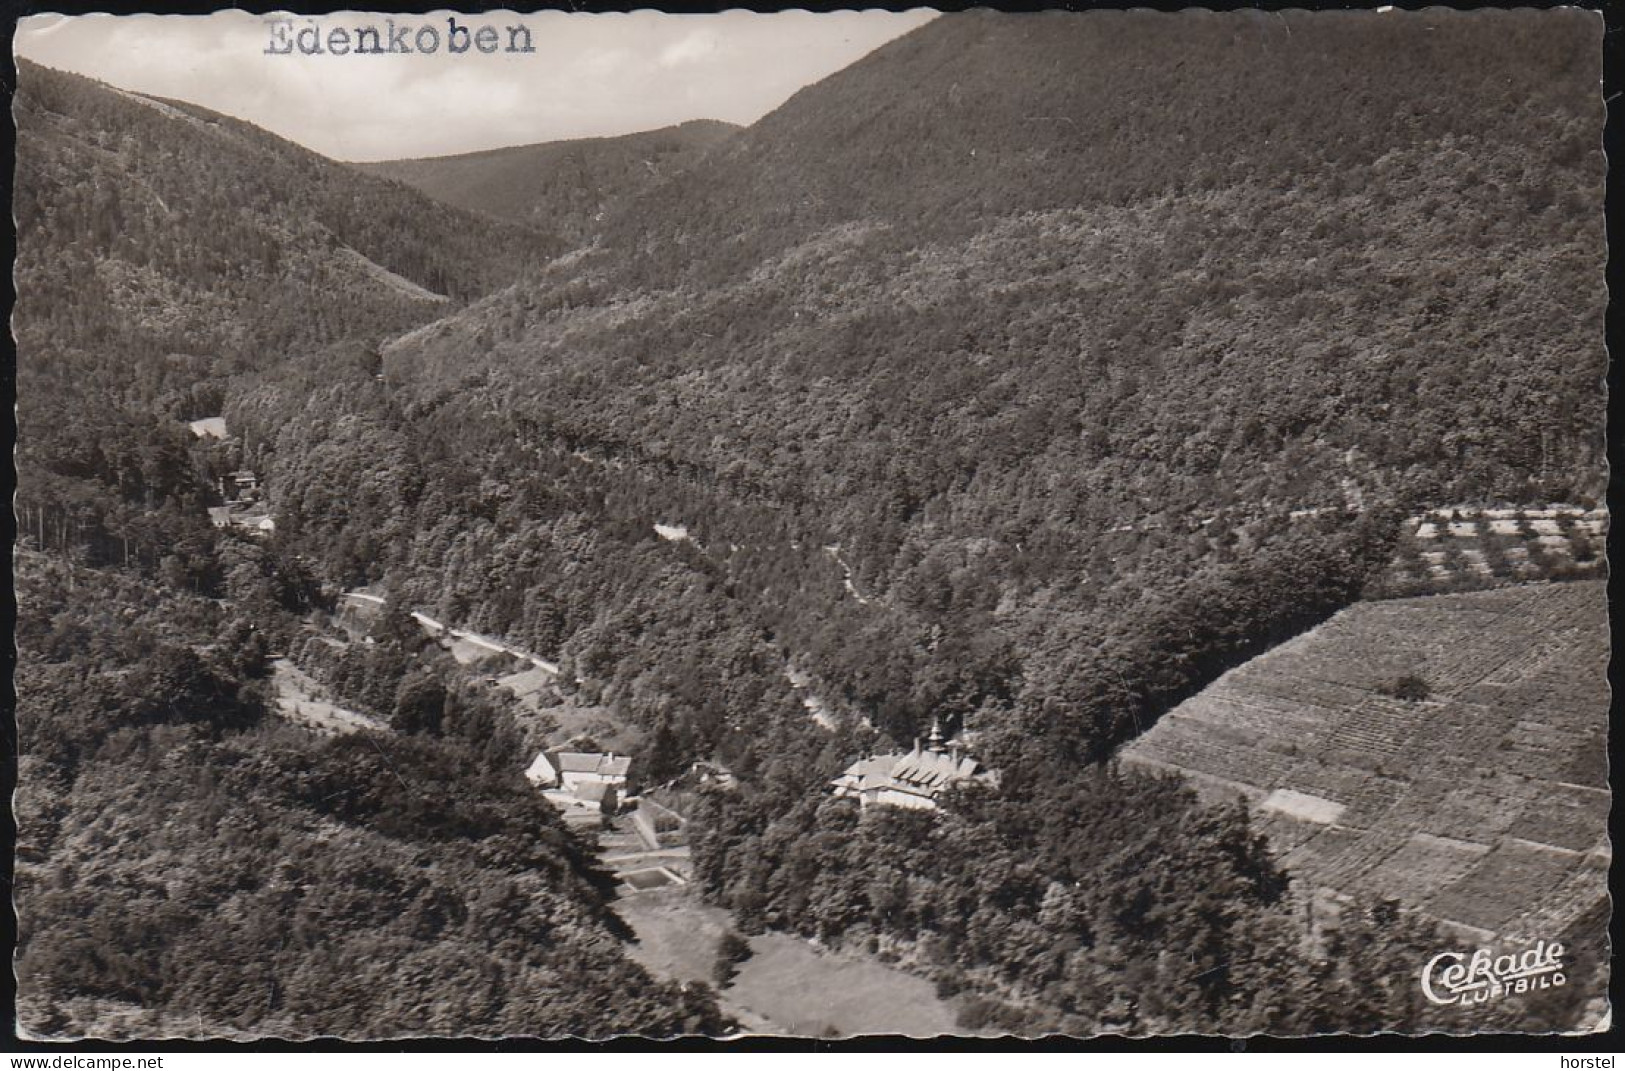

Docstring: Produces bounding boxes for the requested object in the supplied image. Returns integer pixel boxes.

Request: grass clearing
[614,888,964,1037]
[270,659,386,735]
[725,932,963,1038]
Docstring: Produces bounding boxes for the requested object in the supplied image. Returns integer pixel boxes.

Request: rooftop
[524,752,557,784]
[556,751,632,778]
[891,748,980,790]
[833,733,990,807]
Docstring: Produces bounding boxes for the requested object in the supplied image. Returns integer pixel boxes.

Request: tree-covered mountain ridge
[13,58,558,577]
[14,63,735,1038]
[385,7,1603,551]
[15,58,555,323]
[357,119,739,242]
[366,9,1603,749]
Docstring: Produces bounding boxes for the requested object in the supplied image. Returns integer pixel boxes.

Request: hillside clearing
[614,888,965,1038]
[334,246,448,303]
[270,658,387,735]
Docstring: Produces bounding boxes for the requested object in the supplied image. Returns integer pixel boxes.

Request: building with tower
[829,718,994,811]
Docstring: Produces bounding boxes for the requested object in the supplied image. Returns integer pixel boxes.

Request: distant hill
[358,120,738,242]
[15,60,555,336]
[1122,579,1609,956]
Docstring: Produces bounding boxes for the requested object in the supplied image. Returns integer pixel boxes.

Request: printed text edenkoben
[265,17,537,56]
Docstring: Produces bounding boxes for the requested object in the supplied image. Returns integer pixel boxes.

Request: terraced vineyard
[1375,507,1606,597]
[1122,579,1609,944]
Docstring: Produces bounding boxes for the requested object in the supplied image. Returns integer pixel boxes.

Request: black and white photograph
[8,6,1612,1041]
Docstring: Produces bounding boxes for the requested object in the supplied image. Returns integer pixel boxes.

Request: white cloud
[659,28,720,68]
[14,10,937,161]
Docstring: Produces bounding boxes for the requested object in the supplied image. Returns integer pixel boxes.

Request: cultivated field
[1122,580,1609,943]
[1375,506,1606,596]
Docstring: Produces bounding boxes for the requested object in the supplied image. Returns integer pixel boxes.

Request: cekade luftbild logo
[1420,939,1566,1006]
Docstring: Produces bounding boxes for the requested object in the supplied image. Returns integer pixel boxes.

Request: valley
[12,8,1610,1041]
[281,581,958,1037]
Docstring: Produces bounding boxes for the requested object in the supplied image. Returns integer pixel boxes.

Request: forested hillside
[360,8,1603,768]
[14,556,728,1039]
[358,120,738,242]
[12,59,554,581]
[13,61,730,1040]
[277,11,1600,1032]
[15,7,1607,1038]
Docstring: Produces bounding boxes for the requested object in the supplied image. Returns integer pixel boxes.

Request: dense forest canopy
[327,12,1604,1032]
[363,8,1603,760]
[12,58,553,578]
[11,60,731,1039]
[14,557,730,1038]
[14,8,1608,1038]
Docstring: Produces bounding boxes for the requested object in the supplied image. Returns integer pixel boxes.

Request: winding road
[340,591,561,674]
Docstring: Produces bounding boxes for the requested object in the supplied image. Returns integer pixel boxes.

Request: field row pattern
[1123,580,1609,939]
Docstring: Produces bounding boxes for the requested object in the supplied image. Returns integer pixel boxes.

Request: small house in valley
[557,751,632,793]
[188,416,228,440]
[532,748,632,821]
[207,502,276,535]
[225,469,260,498]
[206,467,274,535]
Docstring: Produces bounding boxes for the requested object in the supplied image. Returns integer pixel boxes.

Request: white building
[526,750,631,796]
[830,720,992,811]
[524,752,558,787]
[557,751,631,794]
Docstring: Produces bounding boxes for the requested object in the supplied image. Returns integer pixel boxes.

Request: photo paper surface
[11,8,1611,1040]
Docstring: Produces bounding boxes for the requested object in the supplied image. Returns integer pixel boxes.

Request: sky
[15,10,936,162]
